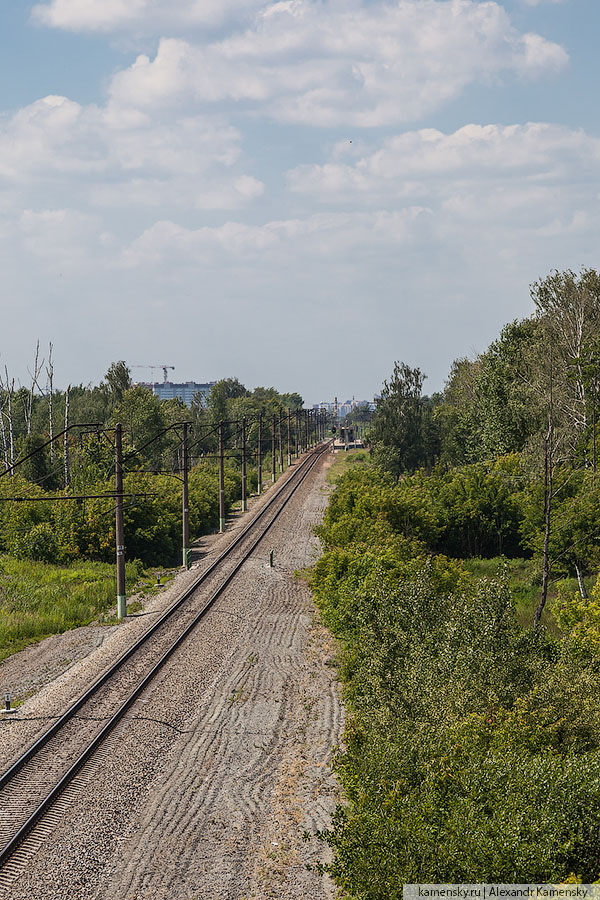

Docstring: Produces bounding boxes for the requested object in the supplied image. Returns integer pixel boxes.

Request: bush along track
[311,462,600,896]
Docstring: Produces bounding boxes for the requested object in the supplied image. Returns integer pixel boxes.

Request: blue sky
[1,0,599,404]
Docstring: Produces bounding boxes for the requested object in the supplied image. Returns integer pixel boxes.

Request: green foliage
[425,462,525,558]
[316,562,600,890]
[555,573,600,656]
[435,319,546,468]
[463,556,547,626]
[342,405,373,426]
[0,367,305,570]
[69,434,114,490]
[312,452,600,891]
[435,357,483,466]
[370,362,437,476]
[477,318,545,460]
[0,457,247,568]
[0,555,147,663]
[207,377,249,424]
[19,433,57,489]
[15,522,60,563]
[104,360,132,403]
[520,468,600,576]
[113,385,171,470]
[318,461,525,563]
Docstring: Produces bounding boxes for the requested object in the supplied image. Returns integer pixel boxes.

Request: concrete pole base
[117,595,127,619]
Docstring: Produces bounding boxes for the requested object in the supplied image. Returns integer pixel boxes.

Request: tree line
[371,269,600,472]
[368,268,600,617]
[0,360,304,566]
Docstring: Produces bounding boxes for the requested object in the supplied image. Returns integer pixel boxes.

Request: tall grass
[0,555,147,662]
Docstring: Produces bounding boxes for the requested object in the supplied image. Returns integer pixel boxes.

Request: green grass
[326,448,370,483]
[134,567,176,599]
[463,556,596,632]
[0,555,151,662]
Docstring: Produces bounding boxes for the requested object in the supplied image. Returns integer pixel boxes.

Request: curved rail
[0,441,330,870]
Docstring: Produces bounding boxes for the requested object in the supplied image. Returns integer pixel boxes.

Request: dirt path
[4,451,343,900]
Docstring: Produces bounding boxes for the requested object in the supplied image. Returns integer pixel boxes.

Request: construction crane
[132,364,175,384]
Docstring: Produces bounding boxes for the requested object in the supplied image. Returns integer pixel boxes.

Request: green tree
[531,268,600,445]
[105,360,132,404]
[436,357,483,465]
[477,318,545,459]
[279,391,303,410]
[207,377,249,423]
[370,362,434,476]
[112,385,168,470]
[19,433,55,488]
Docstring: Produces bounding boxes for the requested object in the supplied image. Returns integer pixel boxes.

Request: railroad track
[0,442,330,882]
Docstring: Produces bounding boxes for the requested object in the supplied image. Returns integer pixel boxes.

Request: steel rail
[0,442,330,869]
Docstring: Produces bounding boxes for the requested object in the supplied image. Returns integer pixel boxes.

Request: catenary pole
[271,413,276,483]
[182,421,190,568]
[218,421,225,533]
[278,413,284,473]
[115,423,126,619]
[257,414,263,495]
[241,416,247,512]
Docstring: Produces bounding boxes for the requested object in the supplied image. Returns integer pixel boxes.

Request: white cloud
[112,116,600,285]
[32,0,264,33]
[521,0,566,6]
[107,1,568,127]
[120,207,432,269]
[2,119,599,402]
[5,116,597,294]
[0,0,583,402]
[0,94,262,211]
[89,174,264,211]
[18,208,106,273]
[287,123,600,201]
[101,120,600,299]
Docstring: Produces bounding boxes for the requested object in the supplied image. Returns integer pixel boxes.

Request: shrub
[313,500,600,889]
[13,521,59,563]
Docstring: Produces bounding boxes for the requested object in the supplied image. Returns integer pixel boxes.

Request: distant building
[143,381,216,407]
[313,398,375,418]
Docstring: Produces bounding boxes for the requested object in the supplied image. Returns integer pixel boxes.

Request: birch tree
[2,367,15,473]
[46,342,54,463]
[534,346,555,629]
[531,268,600,443]
[23,340,44,436]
